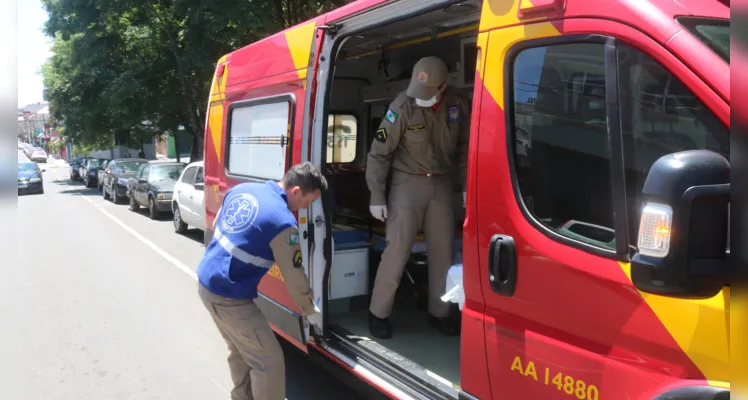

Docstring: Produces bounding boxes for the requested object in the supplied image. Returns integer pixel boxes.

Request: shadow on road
[177,229,204,245]
[280,340,385,400]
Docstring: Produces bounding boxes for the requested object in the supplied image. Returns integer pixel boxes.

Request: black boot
[368,312,393,339]
[428,313,461,336]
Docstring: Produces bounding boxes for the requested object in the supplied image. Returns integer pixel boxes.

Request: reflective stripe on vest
[214,229,274,269]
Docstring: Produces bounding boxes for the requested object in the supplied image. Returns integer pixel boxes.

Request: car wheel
[129,195,140,212]
[112,187,119,204]
[148,197,160,220]
[173,206,188,233]
[102,185,109,199]
[84,178,89,188]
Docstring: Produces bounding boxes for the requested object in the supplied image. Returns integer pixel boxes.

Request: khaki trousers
[370,171,455,319]
[198,283,285,400]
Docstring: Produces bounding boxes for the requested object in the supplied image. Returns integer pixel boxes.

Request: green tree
[42,0,355,160]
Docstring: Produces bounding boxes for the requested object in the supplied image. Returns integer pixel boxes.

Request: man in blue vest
[197,161,327,400]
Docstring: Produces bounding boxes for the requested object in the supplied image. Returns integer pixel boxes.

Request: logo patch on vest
[406,125,426,131]
[375,128,388,143]
[293,250,303,269]
[289,232,299,245]
[220,192,260,234]
[448,106,460,122]
[385,109,398,124]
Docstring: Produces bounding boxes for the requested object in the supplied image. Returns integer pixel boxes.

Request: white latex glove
[306,303,322,328]
[307,312,322,327]
[463,192,466,208]
[369,205,388,221]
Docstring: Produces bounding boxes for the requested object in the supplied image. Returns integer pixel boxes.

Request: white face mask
[415,94,439,107]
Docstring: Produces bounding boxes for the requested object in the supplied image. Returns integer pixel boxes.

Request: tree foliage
[42,0,354,160]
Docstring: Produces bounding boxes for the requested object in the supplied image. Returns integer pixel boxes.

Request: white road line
[78,193,198,281]
[210,378,229,396]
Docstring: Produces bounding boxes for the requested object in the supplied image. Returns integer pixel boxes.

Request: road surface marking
[210,378,229,396]
[78,193,198,280]
[79,192,294,400]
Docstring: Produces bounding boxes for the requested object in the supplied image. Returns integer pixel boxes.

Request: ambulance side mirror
[631,150,730,299]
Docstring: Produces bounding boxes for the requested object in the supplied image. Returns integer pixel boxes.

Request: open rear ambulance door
[250,18,327,350]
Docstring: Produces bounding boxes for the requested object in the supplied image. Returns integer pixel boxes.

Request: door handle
[488,234,518,297]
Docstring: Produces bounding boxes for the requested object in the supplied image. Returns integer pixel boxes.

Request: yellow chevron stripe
[208,55,228,162]
[284,21,317,89]
[619,262,729,386]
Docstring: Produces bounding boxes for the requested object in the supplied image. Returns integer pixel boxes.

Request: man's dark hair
[281,161,328,194]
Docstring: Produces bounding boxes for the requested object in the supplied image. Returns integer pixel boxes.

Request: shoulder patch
[293,250,303,269]
[448,106,460,122]
[375,128,388,143]
[289,232,299,245]
[384,109,399,124]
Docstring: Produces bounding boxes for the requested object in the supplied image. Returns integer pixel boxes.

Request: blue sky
[18,0,51,107]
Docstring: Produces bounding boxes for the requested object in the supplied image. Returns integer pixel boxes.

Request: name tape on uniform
[406,125,426,131]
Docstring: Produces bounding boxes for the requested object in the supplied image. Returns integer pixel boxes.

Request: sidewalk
[46,155,69,170]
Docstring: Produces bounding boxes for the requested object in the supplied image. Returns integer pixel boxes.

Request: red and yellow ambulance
[202,0,731,398]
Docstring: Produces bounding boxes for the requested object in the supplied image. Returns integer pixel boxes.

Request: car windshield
[150,165,185,181]
[678,17,730,63]
[88,160,101,168]
[118,162,144,173]
[18,162,38,172]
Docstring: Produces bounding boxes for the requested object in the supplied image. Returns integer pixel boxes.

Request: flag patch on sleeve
[385,109,398,124]
[448,106,460,122]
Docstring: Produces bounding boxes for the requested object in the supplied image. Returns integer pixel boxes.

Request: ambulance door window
[226,99,292,181]
[616,43,730,247]
[511,42,617,252]
[326,114,358,164]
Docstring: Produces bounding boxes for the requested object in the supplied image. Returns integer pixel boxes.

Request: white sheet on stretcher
[441,264,464,311]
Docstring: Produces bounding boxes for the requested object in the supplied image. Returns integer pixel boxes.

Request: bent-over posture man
[197,162,326,400]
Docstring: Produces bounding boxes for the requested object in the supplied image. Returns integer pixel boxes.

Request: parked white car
[172,161,205,233]
[30,148,48,163]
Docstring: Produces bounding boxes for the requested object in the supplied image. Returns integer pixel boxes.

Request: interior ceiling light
[441,2,478,15]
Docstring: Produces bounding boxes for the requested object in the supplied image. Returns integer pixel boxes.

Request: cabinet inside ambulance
[314,1,481,392]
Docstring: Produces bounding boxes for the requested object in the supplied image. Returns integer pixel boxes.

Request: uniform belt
[393,168,447,177]
[418,172,446,177]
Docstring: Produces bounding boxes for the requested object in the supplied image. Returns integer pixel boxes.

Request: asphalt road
[7,163,378,400]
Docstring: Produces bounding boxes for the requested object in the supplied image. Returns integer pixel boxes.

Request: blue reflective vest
[197,181,297,300]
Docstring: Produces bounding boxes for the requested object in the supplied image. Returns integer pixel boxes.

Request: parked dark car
[101,158,148,204]
[127,162,186,219]
[69,157,85,181]
[97,159,111,190]
[81,158,104,188]
[18,160,44,195]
